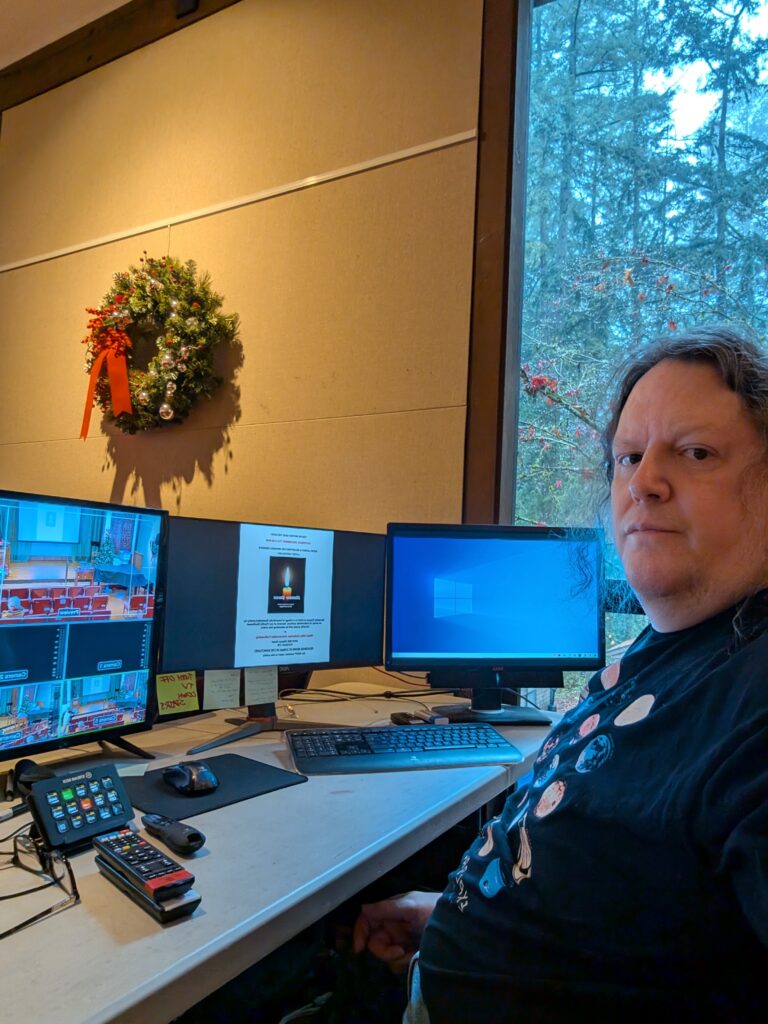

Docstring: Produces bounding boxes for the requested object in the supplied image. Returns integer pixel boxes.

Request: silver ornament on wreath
[158,403,174,421]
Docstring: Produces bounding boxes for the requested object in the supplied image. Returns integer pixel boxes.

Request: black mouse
[162,760,219,795]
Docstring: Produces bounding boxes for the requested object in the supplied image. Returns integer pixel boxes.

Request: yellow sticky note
[156,671,199,715]
[203,669,242,710]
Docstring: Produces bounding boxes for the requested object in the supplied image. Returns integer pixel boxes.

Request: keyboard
[285,723,523,774]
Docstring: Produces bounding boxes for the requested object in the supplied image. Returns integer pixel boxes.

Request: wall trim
[0,0,245,113]
[0,129,477,275]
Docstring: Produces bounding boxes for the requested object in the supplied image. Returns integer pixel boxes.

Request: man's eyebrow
[612,423,721,449]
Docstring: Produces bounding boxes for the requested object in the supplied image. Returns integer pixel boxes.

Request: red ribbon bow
[80,332,133,439]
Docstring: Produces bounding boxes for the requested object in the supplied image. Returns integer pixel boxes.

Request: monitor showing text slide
[390,536,601,661]
[234,524,333,666]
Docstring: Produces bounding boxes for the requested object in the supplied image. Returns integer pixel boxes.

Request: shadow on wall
[102,337,244,510]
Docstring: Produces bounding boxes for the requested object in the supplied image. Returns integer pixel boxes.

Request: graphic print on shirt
[614,693,655,726]
[448,648,664,915]
[575,733,614,772]
[532,753,560,787]
[533,779,567,818]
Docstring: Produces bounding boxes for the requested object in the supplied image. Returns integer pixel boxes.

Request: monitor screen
[161,516,385,673]
[386,524,604,671]
[0,490,167,761]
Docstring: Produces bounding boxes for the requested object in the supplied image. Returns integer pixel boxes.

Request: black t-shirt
[419,600,768,1022]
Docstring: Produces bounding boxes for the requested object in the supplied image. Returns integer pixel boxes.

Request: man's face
[611,358,768,630]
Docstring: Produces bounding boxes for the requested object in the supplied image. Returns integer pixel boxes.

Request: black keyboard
[285,723,523,774]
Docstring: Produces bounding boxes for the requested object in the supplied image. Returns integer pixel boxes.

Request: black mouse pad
[122,753,307,820]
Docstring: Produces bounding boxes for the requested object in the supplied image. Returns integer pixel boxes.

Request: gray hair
[602,324,768,484]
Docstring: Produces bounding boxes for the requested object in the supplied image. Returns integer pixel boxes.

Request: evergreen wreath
[81,253,239,436]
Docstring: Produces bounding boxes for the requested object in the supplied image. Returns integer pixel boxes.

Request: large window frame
[463,0,533,526]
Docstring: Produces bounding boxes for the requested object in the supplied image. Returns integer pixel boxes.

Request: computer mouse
[162,760,219,795]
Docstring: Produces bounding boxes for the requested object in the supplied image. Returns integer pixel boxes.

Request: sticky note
[203,669,242,710]
[156,670,199,715]
[244,666,279,705]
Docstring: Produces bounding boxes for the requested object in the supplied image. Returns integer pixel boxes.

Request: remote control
[95,856,201,923]
[92,828,195,901]
[141,813,206,855]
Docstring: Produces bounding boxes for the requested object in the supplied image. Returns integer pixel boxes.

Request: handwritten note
[244,665,279,705]
[203,669,242,710]
[156,670,199,716]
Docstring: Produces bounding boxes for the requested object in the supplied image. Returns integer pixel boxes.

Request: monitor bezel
[0,488,168,763]
[163,512,385,673]
[384,522,605,672]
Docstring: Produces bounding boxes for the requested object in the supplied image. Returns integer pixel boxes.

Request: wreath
[80,254,239,437]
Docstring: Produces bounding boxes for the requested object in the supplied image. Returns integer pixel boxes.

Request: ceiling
[0,0,131,71]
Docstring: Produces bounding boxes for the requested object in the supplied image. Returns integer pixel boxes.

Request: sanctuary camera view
[0,496,162,753]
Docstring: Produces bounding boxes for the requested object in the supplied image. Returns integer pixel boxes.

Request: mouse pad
[122,753,307,820]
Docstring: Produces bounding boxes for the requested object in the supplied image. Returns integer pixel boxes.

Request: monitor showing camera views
[0,491,166,760]
[162,516,385,673]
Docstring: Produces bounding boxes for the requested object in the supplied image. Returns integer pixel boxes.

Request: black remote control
[141,813,206,855]
[95,856,201,923]
[93,828,195,901]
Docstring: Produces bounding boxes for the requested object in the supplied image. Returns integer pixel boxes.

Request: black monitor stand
[186,668,316,756]
[99,735,155,760]
[428,668,562,725]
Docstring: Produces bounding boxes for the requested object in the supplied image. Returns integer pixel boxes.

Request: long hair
[602,324,768,486]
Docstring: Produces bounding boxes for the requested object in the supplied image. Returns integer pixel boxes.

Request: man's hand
[352,891,441,973]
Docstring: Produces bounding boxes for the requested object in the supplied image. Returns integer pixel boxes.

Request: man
[354,326,768,1021]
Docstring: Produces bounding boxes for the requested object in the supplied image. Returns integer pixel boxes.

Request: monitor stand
[428,669,562,726]
[98,735,155,760]
[186,668,316,756]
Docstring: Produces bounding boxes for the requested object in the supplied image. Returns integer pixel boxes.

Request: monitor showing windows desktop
[385,523,604,723]
[162,515,385,682]
[0,489,167,761]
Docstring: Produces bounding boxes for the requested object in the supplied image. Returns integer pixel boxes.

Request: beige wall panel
[0,0,482,265]
[169,143,475,427]
[0,407,466,532]
[0,229,167,447]
[0,144,473,444]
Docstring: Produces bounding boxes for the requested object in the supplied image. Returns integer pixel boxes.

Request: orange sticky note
[155,670,199,715]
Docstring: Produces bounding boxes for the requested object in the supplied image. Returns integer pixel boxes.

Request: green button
[61,787,75,801]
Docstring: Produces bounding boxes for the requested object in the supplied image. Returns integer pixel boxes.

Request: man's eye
[683,447,710,461]
[614,453,641,466]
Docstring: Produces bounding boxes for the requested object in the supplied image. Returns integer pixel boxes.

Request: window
[507,0,768,708]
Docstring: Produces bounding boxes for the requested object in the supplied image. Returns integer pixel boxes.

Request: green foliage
[516,0,768,527]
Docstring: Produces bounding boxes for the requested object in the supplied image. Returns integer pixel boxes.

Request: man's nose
[628,451,671,502]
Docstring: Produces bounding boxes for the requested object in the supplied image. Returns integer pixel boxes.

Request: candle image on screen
[268,557,305,613]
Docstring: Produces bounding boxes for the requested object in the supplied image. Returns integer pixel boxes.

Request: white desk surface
[0,686,551,1024]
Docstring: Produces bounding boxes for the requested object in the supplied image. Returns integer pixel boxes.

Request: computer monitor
[0,489,167,762]
[162,515,385,683]
[385,523,604,724]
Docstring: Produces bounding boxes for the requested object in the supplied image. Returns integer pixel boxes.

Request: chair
[90,594,110,619]
[31,599,53,617]
[84,586,100,597]
[50,587,66,599]
[31,587,50,599]
[9,588,29,600]
[72,597,91,612]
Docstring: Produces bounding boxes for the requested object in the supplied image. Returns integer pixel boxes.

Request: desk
[0,694,550,1024]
